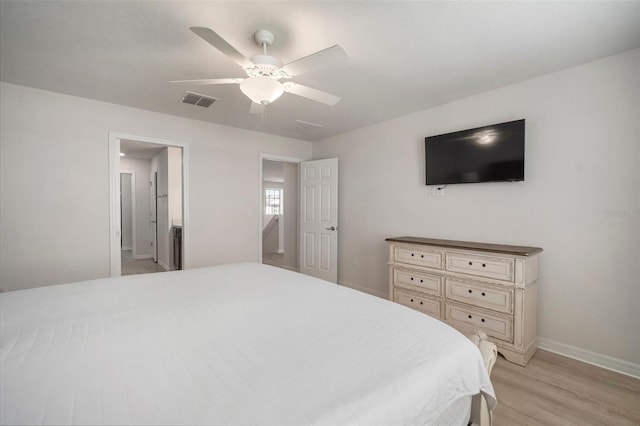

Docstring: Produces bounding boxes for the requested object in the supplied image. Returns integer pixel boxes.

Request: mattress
[0,263,495,425]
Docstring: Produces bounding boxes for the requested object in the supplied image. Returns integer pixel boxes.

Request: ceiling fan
[172,27,348,113]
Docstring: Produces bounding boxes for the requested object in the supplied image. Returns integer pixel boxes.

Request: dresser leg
[496,341,538,366]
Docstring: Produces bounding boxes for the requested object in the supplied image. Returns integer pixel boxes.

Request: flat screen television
[425,119,525,185]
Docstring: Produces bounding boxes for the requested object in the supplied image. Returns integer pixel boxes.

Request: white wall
[151,148,170,270]
[313,49,640,365]
[0,82,312,291]
[283,162,299,271]
[168,146,182,226]
[262,217,280,254]
[168,146,182,269]
[120,173,133,250]
[120,156,152,258]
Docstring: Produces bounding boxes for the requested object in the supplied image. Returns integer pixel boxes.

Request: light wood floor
[492,349,640,425]
[121,250,166,276]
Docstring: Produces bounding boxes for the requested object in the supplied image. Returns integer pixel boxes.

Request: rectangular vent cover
[282,119,324,132]
[182,91,218,108]
[295,120,323,128]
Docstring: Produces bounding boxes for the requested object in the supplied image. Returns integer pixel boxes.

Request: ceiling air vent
[182,91,218,108]
[282,119,323,131]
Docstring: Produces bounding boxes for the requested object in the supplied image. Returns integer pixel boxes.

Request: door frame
[119,169,137,256]
[258,153,304,266]
[109,132,189,277]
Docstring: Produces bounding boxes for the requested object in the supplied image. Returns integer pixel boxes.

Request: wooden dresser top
[385,236,543,256]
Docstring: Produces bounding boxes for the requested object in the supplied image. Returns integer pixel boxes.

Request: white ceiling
[1,1,639,142]
[120,139,166,160]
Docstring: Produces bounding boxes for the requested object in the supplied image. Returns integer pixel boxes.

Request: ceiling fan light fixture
[240,76,284,105]
[178,27,347,110]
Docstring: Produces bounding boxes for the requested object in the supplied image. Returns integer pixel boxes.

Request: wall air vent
[181,91,218,108]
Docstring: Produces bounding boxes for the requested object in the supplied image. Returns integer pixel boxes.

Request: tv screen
[425,119,525,185]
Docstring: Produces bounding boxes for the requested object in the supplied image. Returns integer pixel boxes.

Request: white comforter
[1,263,495,425]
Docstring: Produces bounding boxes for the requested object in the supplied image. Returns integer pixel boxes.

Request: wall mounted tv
[425,119,525,185]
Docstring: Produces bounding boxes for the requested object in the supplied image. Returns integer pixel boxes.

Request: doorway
[109,133,189,277]
[260,155,300,272]
[119,169,158,275]
[258,155,339,282]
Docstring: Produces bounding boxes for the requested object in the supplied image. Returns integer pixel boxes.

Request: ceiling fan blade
[283,82,341,106]
[190,27,251,67]
[250,102,265,114]
[170,78,243,85]
[282,45,348,77]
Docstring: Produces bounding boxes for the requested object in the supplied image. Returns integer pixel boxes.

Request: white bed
[0,263,496,425]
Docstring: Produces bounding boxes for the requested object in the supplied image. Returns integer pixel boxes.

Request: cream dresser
[386,236,542,366]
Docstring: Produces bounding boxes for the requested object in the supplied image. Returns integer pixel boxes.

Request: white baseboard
[339,280,388,300]
[121,246,132,251]
[133,254,153,260]
[157,260,170,271]
[538,337,640,379]
[276,249,284,254]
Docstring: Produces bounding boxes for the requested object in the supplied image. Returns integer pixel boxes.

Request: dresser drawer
[395,290,442,318]
[446,302,513,343]
[446,252,514,282]
[446,278,514,314]
[394,268,443,296]
[394,246,443,269]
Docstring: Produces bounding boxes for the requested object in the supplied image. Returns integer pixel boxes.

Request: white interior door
[299,158,338,282]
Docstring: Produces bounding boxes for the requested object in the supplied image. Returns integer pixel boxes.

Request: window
[265,188,282,215]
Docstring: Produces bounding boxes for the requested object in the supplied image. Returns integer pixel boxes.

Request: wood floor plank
[491,349,640,426]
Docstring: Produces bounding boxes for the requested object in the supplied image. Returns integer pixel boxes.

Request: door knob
[325,226,337,231]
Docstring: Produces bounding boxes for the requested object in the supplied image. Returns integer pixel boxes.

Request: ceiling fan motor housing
[246,55,284,78]
[254,29,275,47]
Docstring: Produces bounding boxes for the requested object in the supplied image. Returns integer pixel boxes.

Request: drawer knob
[420,301,423,305]
[420,279,423,283]
[468,314,472,319]
[410,298,414,302]
[481,318,486,323]
[468,261,473,265]
[410,277,414,281]
[411,253,415,256]
[482,263,486,267]
[421,254,424,258]
[481,292,486,296]
[468,289,472,293]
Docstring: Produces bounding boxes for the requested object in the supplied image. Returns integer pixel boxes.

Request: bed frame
[469,331,498,426]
